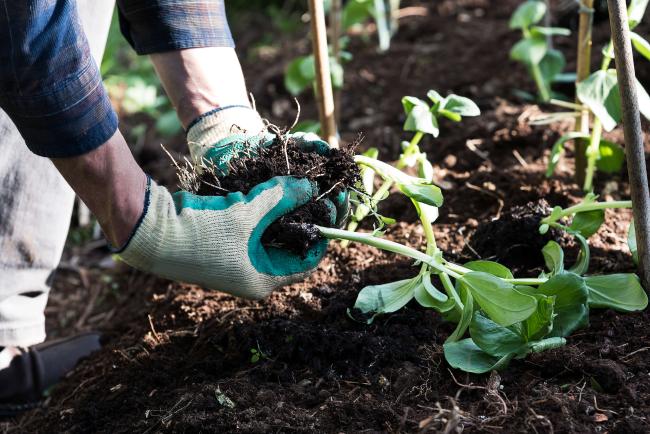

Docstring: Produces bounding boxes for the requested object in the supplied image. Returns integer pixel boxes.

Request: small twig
[147,314,161,344]
[593,396,618,415]
[512,149,529,167]
[621,346,650,360]
[315,181,344,202]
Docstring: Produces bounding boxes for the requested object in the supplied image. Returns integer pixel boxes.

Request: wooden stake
[330,0,342,127]
[308,0,339,148]
[607,0,650,290]
[574,0,594,187]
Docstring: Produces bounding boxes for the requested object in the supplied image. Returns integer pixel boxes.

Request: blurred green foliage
[101,11,182,139]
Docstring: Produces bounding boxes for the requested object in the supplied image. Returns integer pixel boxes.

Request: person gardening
[0,0,342,416]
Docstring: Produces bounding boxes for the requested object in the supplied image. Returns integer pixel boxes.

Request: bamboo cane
[308,0,339,148]
[606,0,650,290]
[574,0,594,187]
[330,0,342,127]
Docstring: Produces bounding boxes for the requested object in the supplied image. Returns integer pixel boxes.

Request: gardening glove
[186,106,349,226]
[117,176,334,299]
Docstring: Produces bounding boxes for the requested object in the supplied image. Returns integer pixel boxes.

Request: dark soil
[468,200,565,277]
[196,136,359,256]
[6,1,650,433]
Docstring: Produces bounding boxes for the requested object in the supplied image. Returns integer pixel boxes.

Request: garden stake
[574,0,594,186]
[607,0,650,290]
[330,0,342,126]
[308,0,339,148]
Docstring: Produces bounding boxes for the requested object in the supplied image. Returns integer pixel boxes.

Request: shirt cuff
[117,0,235,55]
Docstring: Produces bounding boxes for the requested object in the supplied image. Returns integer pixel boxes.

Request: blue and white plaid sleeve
[0,1,235,158]
[116,0,234,55]
[0,0,118,158]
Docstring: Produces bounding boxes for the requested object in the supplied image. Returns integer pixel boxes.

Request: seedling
[532,0,650,191]
[317,156,646,374]
[343,90,479,245]
[509,1,571,102]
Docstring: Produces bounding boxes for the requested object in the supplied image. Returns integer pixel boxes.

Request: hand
[187,107,349,225]
[117,176,329,299]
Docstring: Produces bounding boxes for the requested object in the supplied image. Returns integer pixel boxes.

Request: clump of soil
[195,135,359,256]
[468,200,563,276]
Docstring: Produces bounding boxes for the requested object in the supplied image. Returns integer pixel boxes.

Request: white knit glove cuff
[186,106,265,161]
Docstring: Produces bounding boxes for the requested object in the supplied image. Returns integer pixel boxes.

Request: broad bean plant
[318,152,646,375]
[343,89,479,244]
[530,0,650,190]
[509,1,572,102]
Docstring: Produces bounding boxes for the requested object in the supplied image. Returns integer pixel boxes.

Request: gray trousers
[0,1,115,347]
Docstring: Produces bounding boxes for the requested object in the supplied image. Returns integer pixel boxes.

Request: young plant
[343,90,479,242]
[535,0,650,191]
[509,1,572,102]
[317,158,646,374]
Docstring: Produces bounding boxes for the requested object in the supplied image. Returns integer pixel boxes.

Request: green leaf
[402,96,429,114]
[342,0,373,29]
[568,232,591,276]
[415,274,453,311]
[464,261,514,279]
[635,79,650,122]
[404,105,439,136]
[628,0,649,29]
[585,274,648,312]
[529,337,566,353]
[577,70,621,131]
[522,294,556,341]
[597,140,625,173]
[398,183,444,207]
[509,1,547,29]
[444,339,515,374]
[469,312,528,357]
[530,26,571,37]
[510,36,548,66]
[570,210,605,238]
[284,56,315,96]
[446,288,474,343]
[423,273,451,303]
[629,220,639,265]
[461,272,538,327]
[631,32,650,60]
[546,132,589,177]
[418,157,435,182]
[542,241,565,276]
[353,278,416,322]
[292,120,321,134]
[533,273,589,337]
[539,49,566,84]
[155,110,182,137]
[330,58,344,89]
[438,94,481,118]
[426,89,444,104]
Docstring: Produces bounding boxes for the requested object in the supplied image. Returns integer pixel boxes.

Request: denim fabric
[0,0,233,158]
[0,0,114,347]
[117,0,234,55]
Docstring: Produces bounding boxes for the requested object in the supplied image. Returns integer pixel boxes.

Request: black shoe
[0,332,101,418]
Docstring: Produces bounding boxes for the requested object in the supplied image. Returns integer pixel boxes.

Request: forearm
[150,48,251,128]
[51,131,147,248]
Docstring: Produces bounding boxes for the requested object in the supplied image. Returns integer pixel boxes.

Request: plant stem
[541,199,632,225]
[531,63,551,102]
[583,118,602,191]
[318,226,462,279]
[318,226,549,286]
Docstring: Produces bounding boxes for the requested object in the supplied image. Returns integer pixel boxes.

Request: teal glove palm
[118,176,331,299]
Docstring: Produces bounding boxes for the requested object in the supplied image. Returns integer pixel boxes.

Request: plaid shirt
[0,0,234,158]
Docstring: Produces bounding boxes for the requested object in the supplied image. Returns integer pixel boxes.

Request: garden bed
[7,1,650,433]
